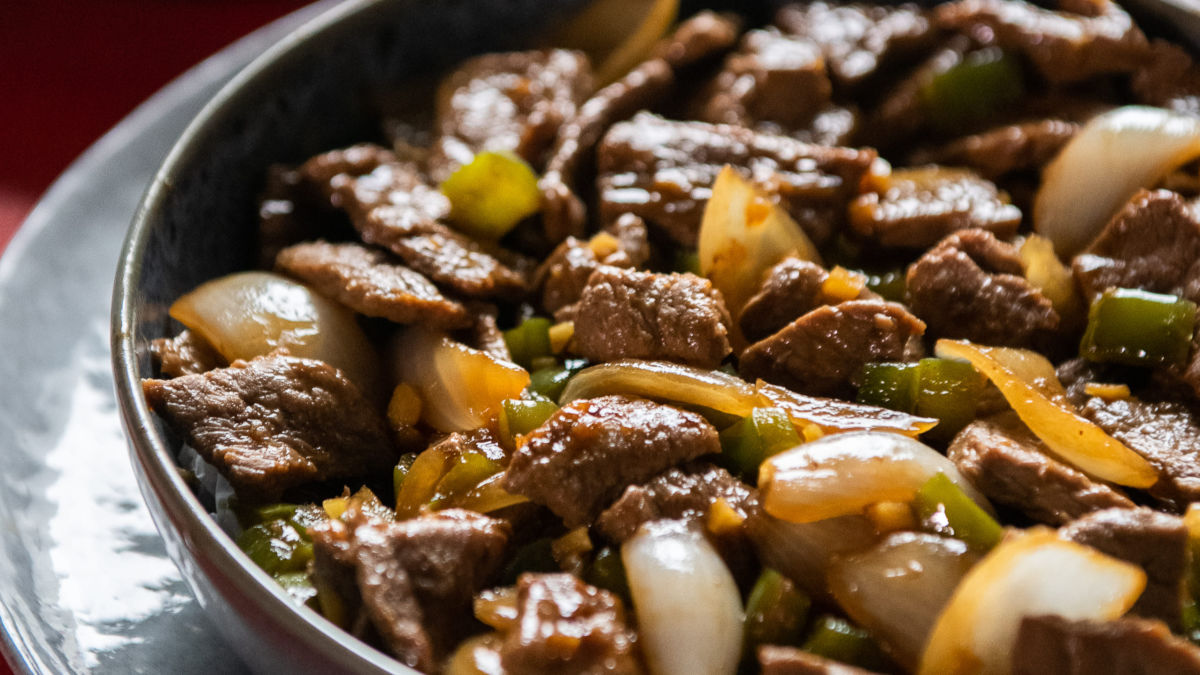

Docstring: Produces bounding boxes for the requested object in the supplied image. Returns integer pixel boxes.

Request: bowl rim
[111,0,419,672]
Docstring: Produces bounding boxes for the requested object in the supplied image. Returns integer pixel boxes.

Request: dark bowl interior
[111,0,1200,672]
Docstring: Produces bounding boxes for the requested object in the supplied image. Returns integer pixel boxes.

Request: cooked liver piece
[150,330,224,378]
[275,241,470,328]
[1072,189,1200,303]
[936,0,1151,83]
[654,10,743,70]
[596,113,876,246]
[503,395,719,527]
[740,300,925,398]
[535,213,650,315]
[569,267,733,369]
[1133,41,1200,115]
[497,573,642,675]
[351,510,510,671]
[947,412,1135,525]
[916,119,1079,179]
[739,258,832,343]
[1060,507,1187,628]
[697,29,832,132]
[759,645,883,675]
[849,167,1022,249]
[428,49,592,182]
[1012,615,1200,675]
[142,355,393,501]
[906,229,1059,347]
[774,1,934,88]
[540,59,674,241]
[595,462,760,543]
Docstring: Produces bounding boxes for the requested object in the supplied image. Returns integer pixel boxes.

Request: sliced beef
[947,412,1135,525]
[568,267,733,369]
[150,330,225,378]
[654,10,743,70]
[1133,41,1200,115]
[1012,615,1200,675]
[495,573,641,675]
[535,213,650,314]
[308,517,372,637]
[739,257,877,343]
[697,29,832,133]
[462,303,511,362]
[935,0,1151,84]
[299,144,437,230]
[503,395,719,527]
[540,59,674,241]
[595,462,760,543]
[351,510,510,671]
[257,164,332,270]
[774,1,935,89]
[914,119,1079,179]
[596,113,876,246]
[848,167,1022,250]
[740,300,925,398]
[906,229,1059,347]
[759,645,884,675]
[428,49,592,182]
[1072,189,1200,303]
[1060,507,1187,628]
[142,355,393,502]
[790,106,860,147]
[275,241,470,328]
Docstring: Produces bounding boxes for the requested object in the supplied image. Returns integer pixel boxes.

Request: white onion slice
[169,271,381,397]
[759,431,990,523]
[558,358,761,414]
[747,513,879,599]
[919,528,1146,675]
[1035,106,1200,257]
[622,520,743,675]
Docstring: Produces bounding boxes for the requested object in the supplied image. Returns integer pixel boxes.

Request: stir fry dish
[143,0,1200,672]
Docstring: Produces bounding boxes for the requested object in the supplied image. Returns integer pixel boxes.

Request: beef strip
[1072,189,1200,303]
[595,462,760,543]
[540,59,674,241]
[740,299,925,398]
[257,164,332,270]
[142,354,393,502]
[739,258,831,343]
[1133,41,1200,115]
[774,1,935,89]
[534,213,650,314]
[947,412,1135,525]
[912,119,1079,179]
[308,517,373,639]
[654,10,743,70]
[596,112,876,246]
[428,49,593,183]
[1012,615,1200,675]
[935,0,1151,84]
[150,330,224,378]
[849,167,1022,249]
[461,302,511,361]
[495,573,642,675]
[1060,507,1187,628]
[299,144,436,230]
[697,29,832,133]
[275,241,471,328]
[568,266,733,369]
[503,395,719,527]
[351,510,510,671]
[759,645,884,675]
[906,229,1059,347]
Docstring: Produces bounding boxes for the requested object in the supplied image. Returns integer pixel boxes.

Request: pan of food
[113,0,1200,672]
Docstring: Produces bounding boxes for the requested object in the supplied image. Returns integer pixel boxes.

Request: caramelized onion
[935,339,1158,488]
[169,271,381,397]
[559,359,760,415]
[759,432,990,524]
[919,529,1146,675]
[547,0,679,85]
[757,382,938,438]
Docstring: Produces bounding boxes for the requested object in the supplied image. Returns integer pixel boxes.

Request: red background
[0,1,311,670]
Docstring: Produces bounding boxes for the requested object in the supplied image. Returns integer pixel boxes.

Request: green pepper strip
[919,47,1024,134]
[530,358,588,400]
[502,537,559,585]
[504,317,553,370]
[586,547,631,604]
[744,569,811,653]
[912,472,1003,552]
[237,519,313,576]
[1080,288,1197,368]
[719,407,802,480]
[801,615,891,671]
[274,571,319,607]
[865,269,906,303]
[499,397,559,447]
[429,451,504,509]
[440,150,540,239]
[857,362,920,413]
[914,358,982,442]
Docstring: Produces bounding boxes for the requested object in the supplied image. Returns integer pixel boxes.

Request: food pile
[142,0,1200,672]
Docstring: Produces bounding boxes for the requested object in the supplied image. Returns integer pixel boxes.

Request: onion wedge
[698,166,822,324]
[760,432,990,523]
[559,359,761,416]
[757,382,938,439]
[547,0,679,85]
[919,529,1146,675]
[1035,106,1200,257]
[935,340,1158,488]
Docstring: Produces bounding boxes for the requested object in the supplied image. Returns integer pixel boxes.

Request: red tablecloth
[0,2,312,670]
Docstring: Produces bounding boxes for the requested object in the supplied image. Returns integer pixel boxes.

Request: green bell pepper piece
[801,615,891,671]
[1081,288,1197,367]
[440,150,540,239]
[719,407,802,479]
[504,316,553,369]
[920,47,1024,133]
[744,568,811,652]
[913,472,1003,552]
